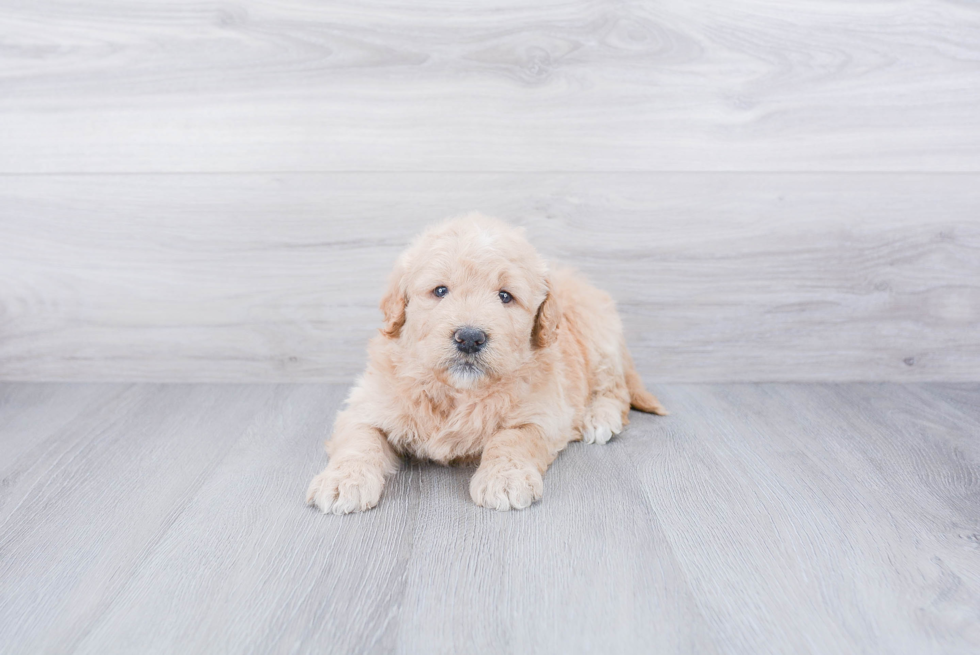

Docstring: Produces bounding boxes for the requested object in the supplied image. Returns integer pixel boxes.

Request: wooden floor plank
[916,383,980,430]
[0,384,278,654]
[623,383,980,654]
[0,383,129,484]
[392,440,717,655]
[1,382,979,654]
[71,384,422,655]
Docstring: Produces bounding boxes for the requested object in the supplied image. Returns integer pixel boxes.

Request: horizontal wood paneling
[1,0,979,173]
[1,172,977,382]
[2,1,978,380]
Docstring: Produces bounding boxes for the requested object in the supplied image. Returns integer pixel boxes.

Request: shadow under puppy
[307,214,667,513]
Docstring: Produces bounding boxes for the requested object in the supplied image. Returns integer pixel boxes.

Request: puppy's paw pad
[470,464,543,511]
[306,464,384,515]
[582,398,625,445]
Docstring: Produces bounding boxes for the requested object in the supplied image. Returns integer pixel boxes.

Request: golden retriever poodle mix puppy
[307,214,666,513]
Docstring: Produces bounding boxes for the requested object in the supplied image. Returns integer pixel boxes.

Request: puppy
[306,214,666,513]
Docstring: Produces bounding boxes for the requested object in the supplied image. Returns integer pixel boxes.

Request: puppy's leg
[582,356,631,444]
[581,392,630,445]
[306,416,400,515]
[470,426,554,511]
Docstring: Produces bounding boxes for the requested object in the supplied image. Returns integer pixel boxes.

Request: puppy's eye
[433,286,449,298]
[499,290,513,304]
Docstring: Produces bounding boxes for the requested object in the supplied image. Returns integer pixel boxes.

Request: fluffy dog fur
[306,214,666,513]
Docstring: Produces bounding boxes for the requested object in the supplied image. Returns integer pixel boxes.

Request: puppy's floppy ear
[379,266,407,339]
[531,281,561,349]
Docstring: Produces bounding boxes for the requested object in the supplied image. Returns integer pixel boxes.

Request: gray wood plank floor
[1,383,978,654]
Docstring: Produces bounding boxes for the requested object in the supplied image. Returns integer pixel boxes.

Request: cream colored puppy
[307,214,666,513]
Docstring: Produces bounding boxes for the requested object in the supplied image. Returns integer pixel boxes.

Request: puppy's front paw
[306,462,385,514]
[470,462,543,511]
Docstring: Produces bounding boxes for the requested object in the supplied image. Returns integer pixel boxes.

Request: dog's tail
[623,346,669,415]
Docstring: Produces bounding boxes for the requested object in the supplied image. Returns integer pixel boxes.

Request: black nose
[454,327,487,354]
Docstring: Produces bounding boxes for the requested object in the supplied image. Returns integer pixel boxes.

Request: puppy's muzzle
[454,326,487,354]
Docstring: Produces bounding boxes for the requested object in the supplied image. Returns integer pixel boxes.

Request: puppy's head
[379,214,559,389]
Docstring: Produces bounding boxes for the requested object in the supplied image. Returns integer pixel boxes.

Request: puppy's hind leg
[581,344,666,444]
[580,335,633,444]
[581,391,630,445]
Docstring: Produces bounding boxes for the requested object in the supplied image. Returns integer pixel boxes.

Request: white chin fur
[448,362,486,389]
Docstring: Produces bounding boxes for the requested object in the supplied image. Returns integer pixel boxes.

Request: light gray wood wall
[1,1,978,382]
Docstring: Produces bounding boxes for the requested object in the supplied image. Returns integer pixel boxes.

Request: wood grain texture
[1,382,979,654]
[1,172,977,382]
[627,383,980,653]
[1,1,979,173]
[0,383,284,653]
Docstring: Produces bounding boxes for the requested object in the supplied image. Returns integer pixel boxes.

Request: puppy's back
[551,267,667,416]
